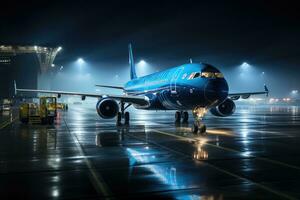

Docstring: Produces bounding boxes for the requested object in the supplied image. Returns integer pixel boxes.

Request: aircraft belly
[131,87,210,111]
[157,87,208,110]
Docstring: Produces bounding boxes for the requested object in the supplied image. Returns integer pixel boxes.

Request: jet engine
[210,98,236,117]
[96,98,119,119]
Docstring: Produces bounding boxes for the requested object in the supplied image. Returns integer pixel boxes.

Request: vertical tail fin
[128,43,137,80]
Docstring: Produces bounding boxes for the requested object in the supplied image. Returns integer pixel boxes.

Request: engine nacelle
[210,98,236,117]
[96,98,119,119]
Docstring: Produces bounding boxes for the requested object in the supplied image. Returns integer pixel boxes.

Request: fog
[47,58,297,99]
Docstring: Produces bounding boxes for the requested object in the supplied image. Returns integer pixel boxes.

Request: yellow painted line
[63,118,113,199]
[149,128,297,200]
[0,118,17,130]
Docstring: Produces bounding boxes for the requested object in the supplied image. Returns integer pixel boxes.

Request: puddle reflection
[19,125,58,150]
[193,140,209,160]
[95,131,123,147]
[95,126,221,199]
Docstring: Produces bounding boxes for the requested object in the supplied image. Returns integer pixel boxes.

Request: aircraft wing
[95,84,124,90]
[15,86,149,106]
[228,85,269,100]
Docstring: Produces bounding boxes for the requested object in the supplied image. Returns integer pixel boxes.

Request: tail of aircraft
[129,44,137,80]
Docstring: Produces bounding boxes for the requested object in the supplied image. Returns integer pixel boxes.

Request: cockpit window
[188,72,196,79]
[193,72,201,78]
[201,72,214,78]
[214,72,224,78]
[188,71,224,79]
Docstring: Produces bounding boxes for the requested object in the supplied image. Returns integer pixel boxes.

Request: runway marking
[63,117,113,199]
[133,129,297,200]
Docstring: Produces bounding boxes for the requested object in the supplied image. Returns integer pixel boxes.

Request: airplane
[15,44,269,134]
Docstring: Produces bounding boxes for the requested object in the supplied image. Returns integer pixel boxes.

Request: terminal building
[0,45,61,98]
[0,54,38,98]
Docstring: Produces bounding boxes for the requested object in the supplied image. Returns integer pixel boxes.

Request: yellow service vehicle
[56,102,68,111]
[19,97,57,125]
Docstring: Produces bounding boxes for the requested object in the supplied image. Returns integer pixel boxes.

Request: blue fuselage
[124,63,229,110]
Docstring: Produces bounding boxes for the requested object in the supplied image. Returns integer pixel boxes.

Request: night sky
[1,0,300,96]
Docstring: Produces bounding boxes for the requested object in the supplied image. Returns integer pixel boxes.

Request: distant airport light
[241,62,250,69]
[291,90,298,95]
[57,46,62,52]
[34,46,38,50]
[137,59,146,66]
[51,64,55,67]
[60,66,64,70]
[77,58,85,65]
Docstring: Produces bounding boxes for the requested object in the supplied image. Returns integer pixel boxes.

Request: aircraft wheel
[192,124,199,134]
[116,112,122,126]
[124,112,130,125]
[199,124,206,135]
[41,118,47,125]
[48,117,54,125]
[175,111,181,123]
[182,111,189,123]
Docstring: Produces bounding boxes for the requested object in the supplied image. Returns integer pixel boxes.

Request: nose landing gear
[192,106,207,135]
[116,102,131,126]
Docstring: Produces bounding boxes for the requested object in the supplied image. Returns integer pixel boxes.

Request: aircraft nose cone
[204,79,228,104]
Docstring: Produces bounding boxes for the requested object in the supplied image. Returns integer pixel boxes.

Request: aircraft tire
[199,124,206,134]
[41,118,47,125]
[124,112,130,125]
[182,111,189,123]
[116,112,122,126]
[175,111,181,123]
[192,124,198,134]
[48,117,54,125]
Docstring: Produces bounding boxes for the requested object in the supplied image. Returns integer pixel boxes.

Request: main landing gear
[175,111,189,123]
[191,106,207,135]
[116,102,131,126]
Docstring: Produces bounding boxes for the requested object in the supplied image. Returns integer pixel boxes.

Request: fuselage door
[170,67,184,95]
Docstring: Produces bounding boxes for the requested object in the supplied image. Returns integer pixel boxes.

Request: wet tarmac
[0,105,300,199]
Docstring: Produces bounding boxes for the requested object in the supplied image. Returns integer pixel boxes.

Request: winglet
[128,43,137,80]
[264,84,269,97]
